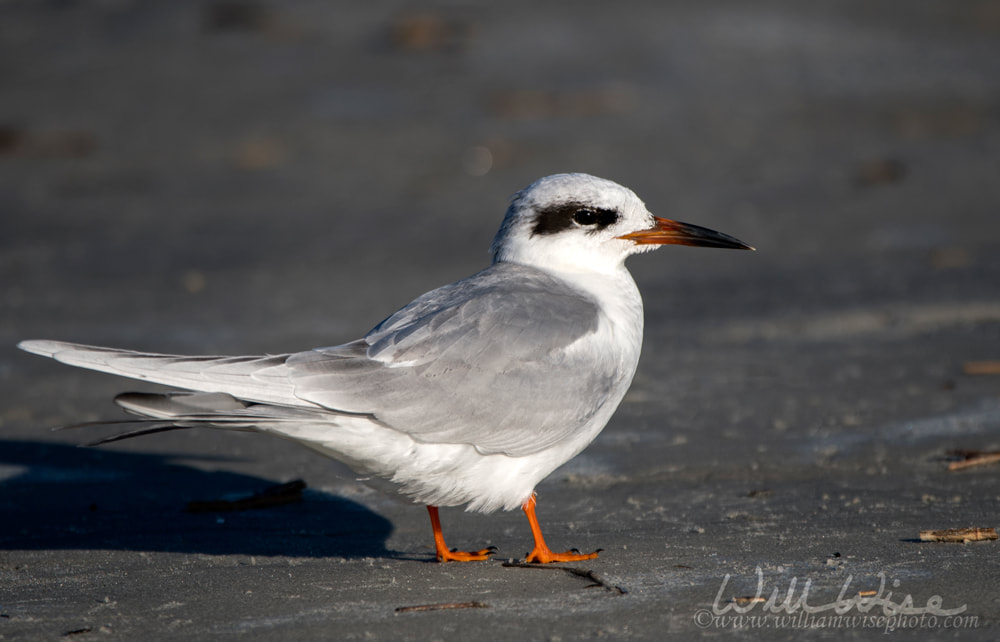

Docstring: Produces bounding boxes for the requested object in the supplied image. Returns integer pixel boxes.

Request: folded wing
[19,263,619,457]
[290,263,619,456]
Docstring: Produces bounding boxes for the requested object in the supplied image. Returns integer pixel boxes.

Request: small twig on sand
[395,601,489,613]
[946,450,1000,471]
[963,361,1000,375]
[919,527,997,543]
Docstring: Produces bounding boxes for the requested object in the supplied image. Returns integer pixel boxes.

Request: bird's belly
[269,411,611,513]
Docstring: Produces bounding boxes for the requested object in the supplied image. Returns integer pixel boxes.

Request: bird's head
[490,173,752,275]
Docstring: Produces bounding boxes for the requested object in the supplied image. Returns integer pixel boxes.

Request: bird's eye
[532,204,620,237]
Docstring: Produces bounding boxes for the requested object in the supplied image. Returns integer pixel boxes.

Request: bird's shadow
[0,439,393,559]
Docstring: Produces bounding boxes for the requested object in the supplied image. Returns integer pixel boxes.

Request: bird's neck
[505,259,645,342]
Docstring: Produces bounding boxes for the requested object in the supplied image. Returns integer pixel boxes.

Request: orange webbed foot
[426,505,497,563]
[436,546,498,563]
[524,545,600,564]
[521,494,601,564]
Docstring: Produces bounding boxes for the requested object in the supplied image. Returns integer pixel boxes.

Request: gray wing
[17,340,299,406]
[288,263,619,456]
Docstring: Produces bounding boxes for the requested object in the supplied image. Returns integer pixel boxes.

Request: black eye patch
[531,202,620,236]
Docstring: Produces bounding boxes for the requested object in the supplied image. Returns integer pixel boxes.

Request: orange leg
[522,494,600,564]
[426,505,496,562]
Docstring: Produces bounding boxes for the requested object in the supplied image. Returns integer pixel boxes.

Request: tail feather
[19,341,368,455]
[115,391,250,418]
[113,391,334,424]
[82,423,196,447]
[51,391,341,447]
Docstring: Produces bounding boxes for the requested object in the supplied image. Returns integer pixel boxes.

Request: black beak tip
[716,234,755,251]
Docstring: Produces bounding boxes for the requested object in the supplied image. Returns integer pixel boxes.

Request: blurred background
[4,1,999,351]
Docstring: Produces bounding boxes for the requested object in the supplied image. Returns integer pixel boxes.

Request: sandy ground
[2,1,1000,639]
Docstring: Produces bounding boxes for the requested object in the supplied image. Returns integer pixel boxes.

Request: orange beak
[618,217,754,250]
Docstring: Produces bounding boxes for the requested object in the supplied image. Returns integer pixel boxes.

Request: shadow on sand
[0,439,393,559]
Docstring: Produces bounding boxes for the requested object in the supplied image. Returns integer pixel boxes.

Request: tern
[19,173,752,563]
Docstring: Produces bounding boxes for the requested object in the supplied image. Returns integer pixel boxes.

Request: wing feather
[18,340,300,406]
[289,263,619,456]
